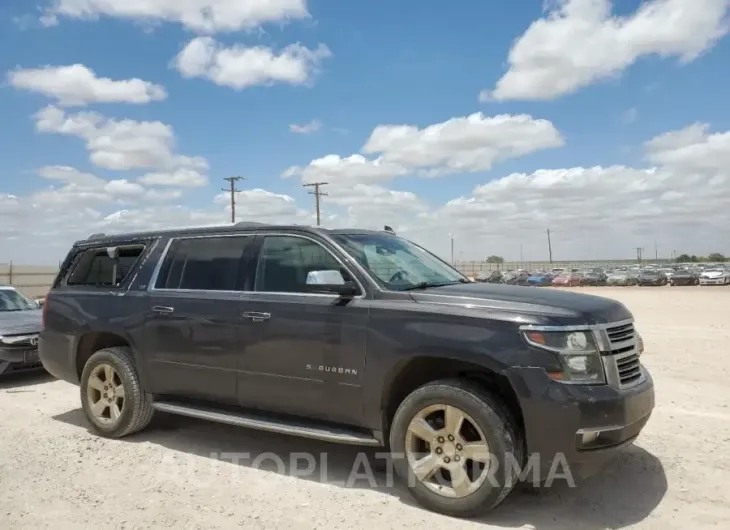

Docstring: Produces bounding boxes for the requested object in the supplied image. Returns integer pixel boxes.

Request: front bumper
[699,278,726,285]
[0,347,43,374]
[503,366,654,482]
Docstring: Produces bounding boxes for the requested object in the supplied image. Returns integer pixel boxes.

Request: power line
[303,182,329,226]
[222,176,246,223]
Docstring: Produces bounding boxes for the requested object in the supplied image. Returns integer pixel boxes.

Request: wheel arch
[379,356,525,446]
[75,331,139,381]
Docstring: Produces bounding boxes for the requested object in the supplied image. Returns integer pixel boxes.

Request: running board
[153,401,382,447]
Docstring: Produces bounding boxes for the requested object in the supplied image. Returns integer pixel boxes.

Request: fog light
[582,431,600,444]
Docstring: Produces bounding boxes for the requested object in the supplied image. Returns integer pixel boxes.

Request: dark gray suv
[39,223,654,517]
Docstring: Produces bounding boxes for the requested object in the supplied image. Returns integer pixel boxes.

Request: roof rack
[234,221,263,227]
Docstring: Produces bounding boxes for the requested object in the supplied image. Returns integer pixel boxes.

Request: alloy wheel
[404,404,492,498]
[86,363,125,425]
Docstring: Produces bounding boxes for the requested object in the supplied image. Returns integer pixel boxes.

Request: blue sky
[2,0,730,263]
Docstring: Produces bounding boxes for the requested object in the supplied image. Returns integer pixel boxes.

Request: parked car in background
[502,270,530,286]
[669,269,699,286]
[526,272,554,286]
[636,270,667,286]
[657,268,676,280]
[606,271,634,286]
[699,268,730,286]
[580,272,606,286]
[0,285,44,376]
[551,272,581,287]
[475,270,503,284]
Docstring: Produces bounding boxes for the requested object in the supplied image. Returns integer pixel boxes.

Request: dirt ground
[1,287,729,529]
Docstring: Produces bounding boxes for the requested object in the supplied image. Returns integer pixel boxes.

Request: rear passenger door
[237,234,370,426]
[144,234,253,405]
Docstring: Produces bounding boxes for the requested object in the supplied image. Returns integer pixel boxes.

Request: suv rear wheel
[80,346,154,438]
[389,379,521,517]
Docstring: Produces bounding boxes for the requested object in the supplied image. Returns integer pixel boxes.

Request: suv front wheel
[389,379,521,517]
[80,346,154,438]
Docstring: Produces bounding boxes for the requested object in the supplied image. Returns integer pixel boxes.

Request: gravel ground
[1,287,729,529]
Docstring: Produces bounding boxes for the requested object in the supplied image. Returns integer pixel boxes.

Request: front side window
[156,236,251,291]
[331,232,467,291]
[0,288,38,312]
[254,236,349,293]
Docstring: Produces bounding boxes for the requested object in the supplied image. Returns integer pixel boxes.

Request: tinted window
[255,236,346,293]
[158,236,250,291]
[66,245,145,286]
[155,239,192,289]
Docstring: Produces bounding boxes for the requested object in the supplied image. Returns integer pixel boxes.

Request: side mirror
[305,270,359,296]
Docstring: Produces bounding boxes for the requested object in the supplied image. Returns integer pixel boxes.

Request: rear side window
[66,245,145,287]
[155,236,251,291]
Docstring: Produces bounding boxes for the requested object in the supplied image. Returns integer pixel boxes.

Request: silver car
[0,286,43,376]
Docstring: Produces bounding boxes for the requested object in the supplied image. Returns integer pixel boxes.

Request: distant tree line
[675,253,726,262]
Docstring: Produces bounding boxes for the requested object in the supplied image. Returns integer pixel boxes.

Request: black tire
[80,346,154,438]
[389,379,521,518]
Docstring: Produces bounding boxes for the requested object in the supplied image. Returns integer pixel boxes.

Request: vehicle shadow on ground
[0,370,54,391]
[53,409,667,529]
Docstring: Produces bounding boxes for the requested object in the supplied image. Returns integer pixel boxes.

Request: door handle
[242,311,271,322]
[152,305,175,314]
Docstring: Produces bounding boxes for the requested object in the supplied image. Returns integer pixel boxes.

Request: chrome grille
[615,352,642,386]
[0,333,39,350]
[598,320,645,389]
[606,322,635,347]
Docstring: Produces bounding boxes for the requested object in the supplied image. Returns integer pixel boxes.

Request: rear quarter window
[65,244,146,287]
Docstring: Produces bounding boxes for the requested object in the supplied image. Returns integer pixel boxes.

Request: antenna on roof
[383,225,395,235]
[87,233,106,240]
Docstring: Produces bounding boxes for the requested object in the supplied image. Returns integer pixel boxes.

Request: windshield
[0,288,39,312]
[332,232,467,291]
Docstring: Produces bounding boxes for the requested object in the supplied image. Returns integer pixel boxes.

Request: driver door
[237,234,370,426]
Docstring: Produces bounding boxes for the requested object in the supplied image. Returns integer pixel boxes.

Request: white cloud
[5,122,730,264]
[139,168,209,187]
[174,37,331,89]
[8,64,167,106]
[644,122,730,173]
[485,0,730,101]
[42,0,309,33]
[283,112,564,184]
[289,120,322,134]
[33,106,209,184]
[31,165,161,208]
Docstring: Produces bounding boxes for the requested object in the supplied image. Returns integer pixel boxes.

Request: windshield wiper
[400,278,470,291]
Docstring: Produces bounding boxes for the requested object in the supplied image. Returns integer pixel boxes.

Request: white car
[699,268,730,285]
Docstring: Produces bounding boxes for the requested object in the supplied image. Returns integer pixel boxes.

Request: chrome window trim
[147,231,368,299]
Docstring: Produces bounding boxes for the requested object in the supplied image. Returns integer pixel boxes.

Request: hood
[701,270,724,278]
[0,309,43,335]
[409,282,631,325]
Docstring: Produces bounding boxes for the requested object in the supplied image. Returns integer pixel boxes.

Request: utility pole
[222,176,245,223]
[520,243,523,267]
[303,182,328,226]
[451,235,455,263]
[654,239,658,261]
[635,247,644,263]
[546,228,553,264]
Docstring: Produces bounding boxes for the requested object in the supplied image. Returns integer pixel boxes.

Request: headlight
[522,330,606,384]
